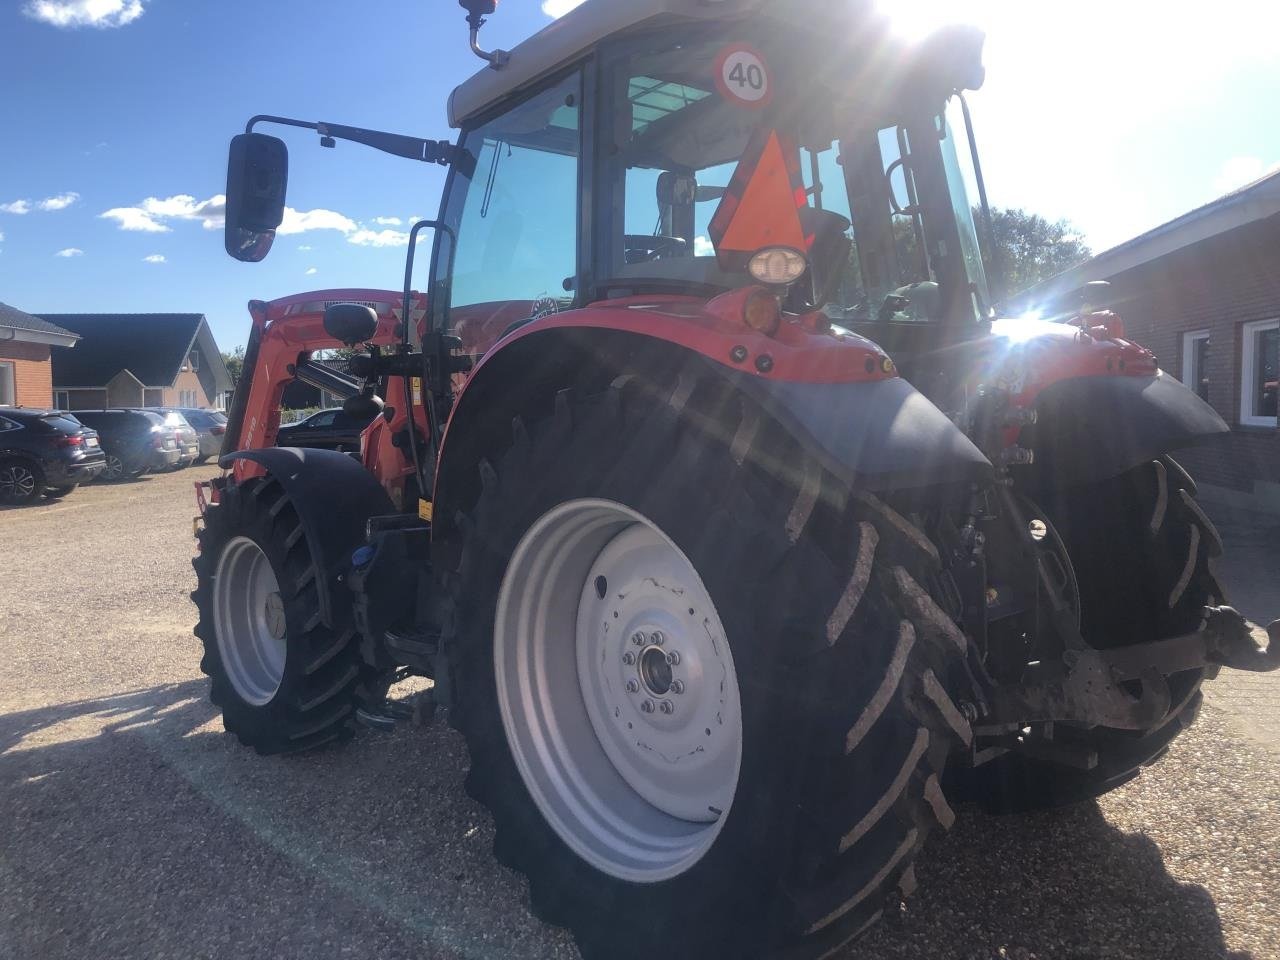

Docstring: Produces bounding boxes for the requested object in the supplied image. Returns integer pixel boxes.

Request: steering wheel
[624,234,690,264]
[884,158,922,217]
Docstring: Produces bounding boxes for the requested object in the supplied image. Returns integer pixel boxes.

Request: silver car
[174,408,228,464]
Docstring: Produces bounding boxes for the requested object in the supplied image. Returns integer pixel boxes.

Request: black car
[71,409,183,481]
[0,408,106,503]
[276,408,373,452]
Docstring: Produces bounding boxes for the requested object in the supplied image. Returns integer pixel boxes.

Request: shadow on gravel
[847,798,1246,960]
[0,683,1244,960]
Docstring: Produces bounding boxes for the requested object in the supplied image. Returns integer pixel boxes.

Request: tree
[980,207,1092,299]
[222,346,246,386]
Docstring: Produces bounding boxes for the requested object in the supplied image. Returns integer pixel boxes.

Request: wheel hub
[494,498,743,883]
[211,536,288,706]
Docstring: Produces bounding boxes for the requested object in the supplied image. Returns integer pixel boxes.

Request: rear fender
[1023,372,1230,486]
[221,447,395,628]
[433,327,990,546]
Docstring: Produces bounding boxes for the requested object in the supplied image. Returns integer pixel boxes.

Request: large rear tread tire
[192,477,373,755]
[972,456,1219,812]
[447,377,970,959]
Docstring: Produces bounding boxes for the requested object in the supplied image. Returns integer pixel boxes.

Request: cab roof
[448,0,882,128]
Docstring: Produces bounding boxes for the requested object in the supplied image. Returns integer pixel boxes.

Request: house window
[1240,318,1279,427]
[1181,330,1210,403]
[55,390,70,410]
[0,362,14,406]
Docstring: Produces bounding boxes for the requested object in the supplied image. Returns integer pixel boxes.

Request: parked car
[145,409,201,468]
[173,407,228,464]
[70,409,182,480]
[276,407,374,452]
[0,408,106,503]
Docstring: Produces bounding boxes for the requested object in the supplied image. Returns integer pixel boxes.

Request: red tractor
[194,2,1279,957]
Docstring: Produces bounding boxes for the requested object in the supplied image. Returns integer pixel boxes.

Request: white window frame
[54,390,70,410]
[0,361,15,406]
[1240,318,1280,428]
[1181,329,1210,401]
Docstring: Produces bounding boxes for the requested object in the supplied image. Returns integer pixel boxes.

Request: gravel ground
[1,469,1277,960]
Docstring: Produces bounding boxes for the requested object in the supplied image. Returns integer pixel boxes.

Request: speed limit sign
[714,43,772,109]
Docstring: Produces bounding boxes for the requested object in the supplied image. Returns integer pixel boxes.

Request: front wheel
[449,380,971,959]
[0,458,45,504]
[192,477,374,753]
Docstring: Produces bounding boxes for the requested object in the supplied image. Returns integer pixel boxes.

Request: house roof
[40,313,217,388]
[1018,168,1280,311]
[0,302,79,347]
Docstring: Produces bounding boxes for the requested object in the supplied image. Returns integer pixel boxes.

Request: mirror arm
[245,115,457,166]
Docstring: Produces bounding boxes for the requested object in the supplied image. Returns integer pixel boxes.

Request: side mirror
[324,303,379,346]
[225,133,289,262]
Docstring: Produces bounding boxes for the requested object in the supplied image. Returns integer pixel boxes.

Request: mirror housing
[324,303,379,346]
[224,133,289,262]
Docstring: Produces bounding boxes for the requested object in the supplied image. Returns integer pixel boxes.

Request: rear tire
[449,379,971,959]
[973,457,1219,811]
[0,458,45,504]
[192,477,374,754]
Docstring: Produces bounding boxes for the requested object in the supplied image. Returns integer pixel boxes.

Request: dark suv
[71,409,182,481]
[276,408,373,452]
[0,408,106,503]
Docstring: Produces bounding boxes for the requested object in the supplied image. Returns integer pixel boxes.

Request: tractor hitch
[980,606,1279,732]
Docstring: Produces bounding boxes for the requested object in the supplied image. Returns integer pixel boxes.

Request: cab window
[441,71,582,354]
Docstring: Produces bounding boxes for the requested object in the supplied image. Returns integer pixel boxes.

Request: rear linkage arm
[983,606,1279,732]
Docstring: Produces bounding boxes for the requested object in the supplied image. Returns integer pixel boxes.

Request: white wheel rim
[212,536,288,706]
[494,499,743,883]
[105,455,123,480]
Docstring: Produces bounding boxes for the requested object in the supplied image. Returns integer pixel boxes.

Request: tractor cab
[436,0,993,369]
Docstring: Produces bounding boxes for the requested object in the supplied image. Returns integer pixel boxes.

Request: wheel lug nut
[665,651,680,666]
[632,631,648,646]
[651,631,665,646]
[659,701,674,715]
[622,651,636,665]
[671,680,685,695]
[641,699,656,714]
[626,679,640,693]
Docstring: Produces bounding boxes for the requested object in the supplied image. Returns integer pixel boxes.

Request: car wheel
[101,454,126,482]
[0,458,46,504]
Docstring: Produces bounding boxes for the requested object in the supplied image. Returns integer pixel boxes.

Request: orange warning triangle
[711,130,807,264]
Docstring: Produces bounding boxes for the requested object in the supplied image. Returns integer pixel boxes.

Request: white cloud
[101,194,226,232]
[348,228,410,248]
[37,192,79,211]
[694,236,715,257]
[55,247,83,258]
[0,231,5,243]
[372,216,402,226]
[0,200,31,215]
[23,0,145,29]
[298,245,312,251]
[142,253,166,263]
[1211,156,1280,199]
[305,267,318,276]
[542,0,586,17]
[278,207,356,236]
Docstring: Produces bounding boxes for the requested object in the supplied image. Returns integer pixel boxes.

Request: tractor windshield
[598,27,991,327]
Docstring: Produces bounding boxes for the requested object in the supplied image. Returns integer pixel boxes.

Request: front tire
[0,458,45,504]
[192,477,373,754]
[449,380,971,959]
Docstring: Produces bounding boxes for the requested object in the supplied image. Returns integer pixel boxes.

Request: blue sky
[1,0,1278,353]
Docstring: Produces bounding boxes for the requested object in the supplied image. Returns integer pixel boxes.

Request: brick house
[1020,171,1280,513]
[0,302,80,408]
[41,313,233,411]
